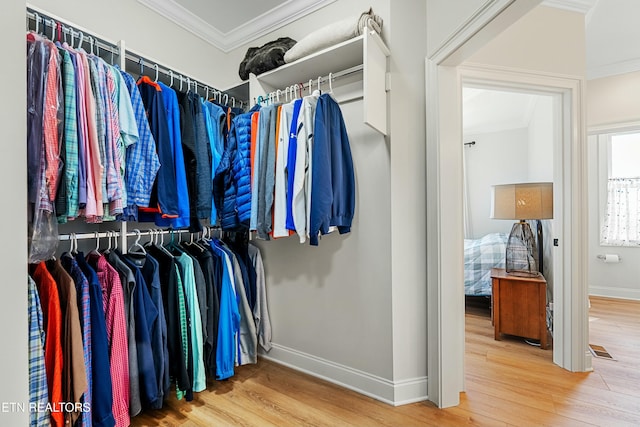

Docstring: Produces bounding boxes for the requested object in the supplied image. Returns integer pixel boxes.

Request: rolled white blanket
[284,8,383,64]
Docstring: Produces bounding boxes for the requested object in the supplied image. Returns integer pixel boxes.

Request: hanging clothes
[75,253,115,427]
[46,259,87,426]
[106,251,142,417]
[57,46,80,223]
[118,69,161,221]
[144,245,192,402]
[203,100,225,225]
[309,94,355,245]
[139,254,171,405]
[30,262,64,427]
[136,76,179,219]
[209,240,240,380]
[248,243,272,351]
[27,276,51,427]
[155,82,190,229]
[115,251,160,409]
[60,254,93,427]
[175,253,207,392]
[86,253,130,427]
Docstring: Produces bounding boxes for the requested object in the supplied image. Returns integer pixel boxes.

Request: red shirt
[31,262,64,427]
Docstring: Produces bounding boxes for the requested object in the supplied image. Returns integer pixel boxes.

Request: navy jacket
[309,94,356,246]
[75,253,116,427]
[137,78,180,217]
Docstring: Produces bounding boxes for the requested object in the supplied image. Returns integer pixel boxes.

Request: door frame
[426,12,591,410]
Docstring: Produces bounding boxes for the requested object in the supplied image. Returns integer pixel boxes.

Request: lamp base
[505,220,539,277]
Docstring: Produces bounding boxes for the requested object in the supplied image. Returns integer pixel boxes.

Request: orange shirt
[31,262,64,427]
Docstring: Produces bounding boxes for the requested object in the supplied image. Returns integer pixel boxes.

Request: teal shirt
[177,253,207,392]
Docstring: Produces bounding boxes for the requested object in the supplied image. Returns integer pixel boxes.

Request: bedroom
[462,86,556,346]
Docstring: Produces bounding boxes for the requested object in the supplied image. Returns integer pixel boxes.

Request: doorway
[426,60,590,408]
[461,82,560,361]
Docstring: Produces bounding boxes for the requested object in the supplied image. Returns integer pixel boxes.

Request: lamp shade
[491,182,553,220]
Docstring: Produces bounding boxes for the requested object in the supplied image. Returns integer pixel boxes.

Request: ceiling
[137,0,336,52]
[463,88,545,135]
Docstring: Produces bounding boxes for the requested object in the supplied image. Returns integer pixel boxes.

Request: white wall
[29,0,229,89]
[587,72,640,300]
[464,128,529,238]
[528,96,554,182]
[0,1,28,425]
[244,0,429,404]
[388,0,428,400]
[426,0,487,58]
[467,6,585,77]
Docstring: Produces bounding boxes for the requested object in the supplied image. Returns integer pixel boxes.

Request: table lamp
[491,182,553,277]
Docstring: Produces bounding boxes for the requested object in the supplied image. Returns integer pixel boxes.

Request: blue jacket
[210,240,241,380]
[213,118,238,230]
[233,106,259,225]
[309,94,356,246]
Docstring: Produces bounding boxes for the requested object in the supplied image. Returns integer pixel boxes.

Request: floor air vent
[589,344,616,360]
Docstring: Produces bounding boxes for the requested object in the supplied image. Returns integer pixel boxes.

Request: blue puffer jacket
[213,118,238,230]
[233,106,259,224]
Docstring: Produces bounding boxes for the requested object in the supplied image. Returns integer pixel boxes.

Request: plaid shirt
[43,40,60,209]
[90,59,124,218]
[175,266,190,401]
[119,68,160,214]
[87,58,108,207]
[59,48,80,221]
[88,254,130,427]
[28,276,50,427]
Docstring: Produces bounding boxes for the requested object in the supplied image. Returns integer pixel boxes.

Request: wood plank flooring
[131,297,640,426]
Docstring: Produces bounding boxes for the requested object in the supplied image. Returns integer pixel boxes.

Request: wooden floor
[131,297,640,426]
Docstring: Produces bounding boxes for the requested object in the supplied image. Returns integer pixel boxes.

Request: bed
[464,233,508,296]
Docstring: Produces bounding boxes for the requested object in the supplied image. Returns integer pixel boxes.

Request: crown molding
[541,0,597,14]
[138,0,336,53]
[588,58,640,80]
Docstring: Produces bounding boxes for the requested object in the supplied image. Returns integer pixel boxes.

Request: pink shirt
[87,253,130,427]
[78,50,104,221]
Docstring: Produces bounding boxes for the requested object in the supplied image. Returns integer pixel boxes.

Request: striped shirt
[28,276,51,427]
[118,68,160,216]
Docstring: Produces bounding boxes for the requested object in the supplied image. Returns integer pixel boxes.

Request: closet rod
[58,228,194,241]
[254,64,364,105]
[26,7,120,57]
[124,49,236,104]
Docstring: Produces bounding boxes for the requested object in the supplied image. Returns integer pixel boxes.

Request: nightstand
[490,267,549,349]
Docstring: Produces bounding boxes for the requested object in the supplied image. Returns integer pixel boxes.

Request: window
[600,132,640,246]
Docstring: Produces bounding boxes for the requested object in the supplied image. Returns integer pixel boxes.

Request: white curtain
[601,178,640,246]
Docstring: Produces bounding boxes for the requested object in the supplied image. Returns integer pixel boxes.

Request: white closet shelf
[256,29,389,89]
[250,28,390,135]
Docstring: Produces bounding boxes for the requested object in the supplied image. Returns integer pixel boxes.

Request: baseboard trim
[260,343,428,406]
[589,286,640,301]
